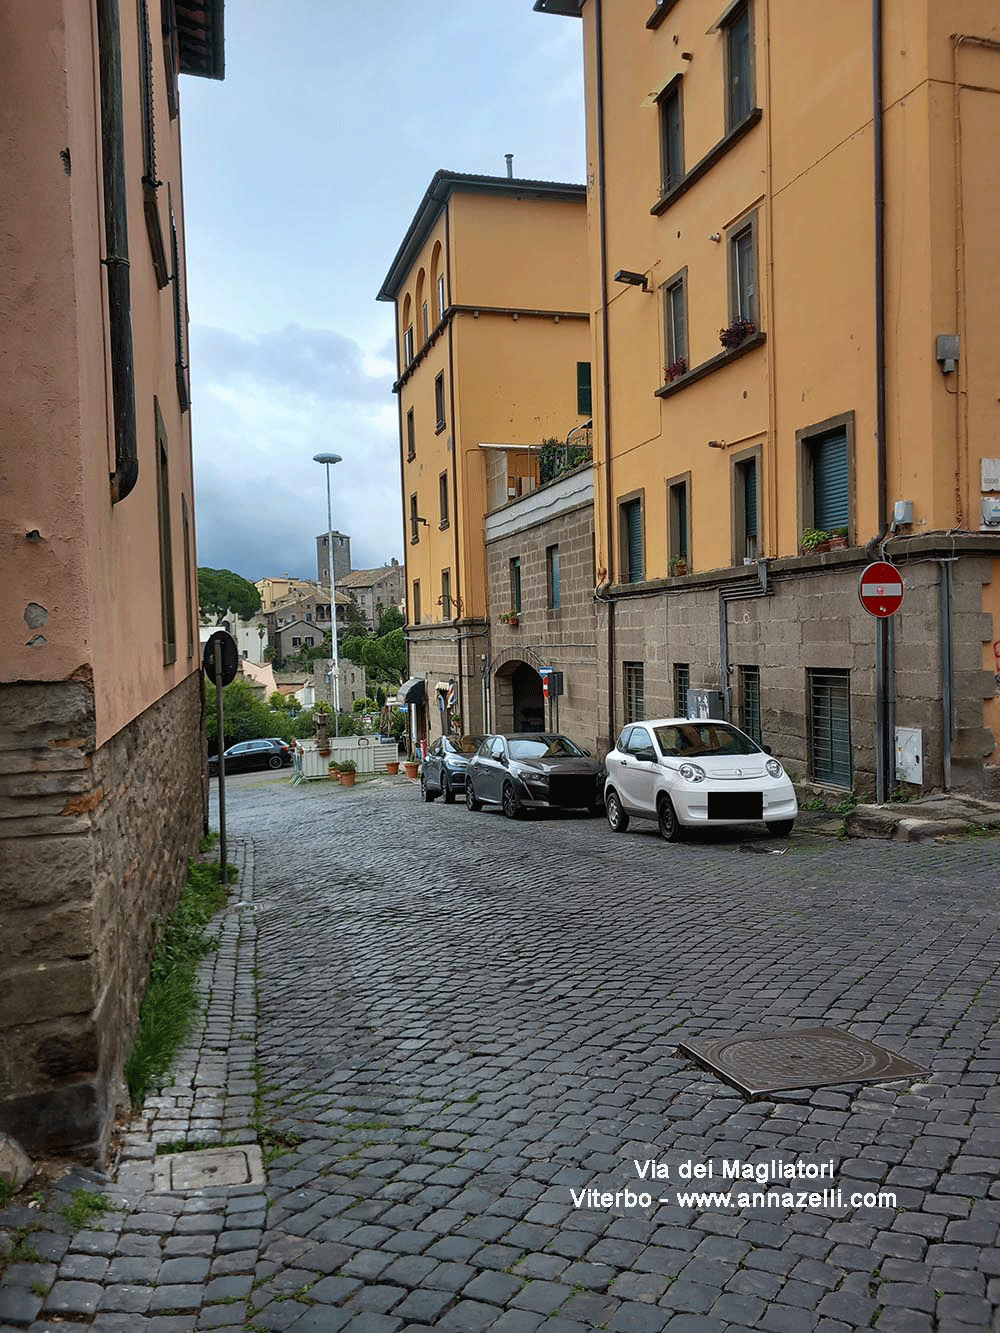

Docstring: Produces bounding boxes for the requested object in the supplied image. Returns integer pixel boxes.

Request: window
[138,0,168,287]
[406,409,415,461]
[624,663,645,724]
[658,79,684,193]
[809,668,852,787]
[161,0,179,118]
[667,475,690,568]
[724,1,754,129]
[510,557,522,613]
[546,545,561,610]
[412,581,421,625]
[577,361,592,416]
[619,495,644,584]
[674,663,690,717]
[663,270,687,375]
[291,636,301,648]
[168,192,189,411]
[437,274,447,321]
[733,451,760,561]
[798,413,853,538]
[404,325,414,365]
[441,569,451,619]
[409,493,420,543]
[305,612,312,623]
[435,373,446,431]
[421,301,429,342]
[728,213,758,328]
[154,401,176,666]
[739,665,761,744]
[439,472,449,527]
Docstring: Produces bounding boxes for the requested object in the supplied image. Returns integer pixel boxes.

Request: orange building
[538,0,1000,795]
[0,0,223,1158]
[378,172,591,744]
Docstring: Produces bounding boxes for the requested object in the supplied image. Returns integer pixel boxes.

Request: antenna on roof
[505,153,513,179]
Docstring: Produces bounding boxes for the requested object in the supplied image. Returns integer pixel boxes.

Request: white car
[603,717,797,841]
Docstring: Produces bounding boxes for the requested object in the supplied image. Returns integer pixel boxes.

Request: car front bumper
[670,777,798,825]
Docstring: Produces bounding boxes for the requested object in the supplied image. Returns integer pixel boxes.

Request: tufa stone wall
[0,671,204,1161]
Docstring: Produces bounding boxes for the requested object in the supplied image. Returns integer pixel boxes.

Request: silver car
[465,733,604,819]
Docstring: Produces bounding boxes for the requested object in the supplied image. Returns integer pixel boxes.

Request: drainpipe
[939,559,954,789]
[595,0,616,746]
[97,0,138,503]
[719,562,771,720]
[872,0,893,803]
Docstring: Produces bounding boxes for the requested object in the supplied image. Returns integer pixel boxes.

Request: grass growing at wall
[124,854,235,1107]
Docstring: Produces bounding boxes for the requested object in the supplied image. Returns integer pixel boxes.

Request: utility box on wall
[895,727,923,785]
[687,689,725,720]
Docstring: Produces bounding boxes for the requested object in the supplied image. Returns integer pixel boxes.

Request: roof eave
[532,0,583,15]
[177,0,225,81]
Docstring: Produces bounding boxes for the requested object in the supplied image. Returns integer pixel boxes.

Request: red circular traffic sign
[858,561,904,618]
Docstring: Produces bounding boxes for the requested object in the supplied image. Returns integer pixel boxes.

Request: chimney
[505,153,513,179]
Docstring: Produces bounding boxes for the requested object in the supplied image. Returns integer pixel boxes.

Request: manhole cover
[153,1145,266,1192]
[677,1026,927,1100]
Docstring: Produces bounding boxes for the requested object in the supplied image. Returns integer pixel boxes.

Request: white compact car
[603,717,797,841]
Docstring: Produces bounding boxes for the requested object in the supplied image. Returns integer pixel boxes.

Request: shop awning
[399,677,426,706]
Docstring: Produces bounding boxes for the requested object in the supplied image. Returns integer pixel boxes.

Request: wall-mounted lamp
[614,269,650,291]
[708,232,721,243]
[707,439,726,449]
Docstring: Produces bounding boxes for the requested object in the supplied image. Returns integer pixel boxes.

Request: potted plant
[719,318,755,350]
[828,526,849,549]
[328,759,343,780]
[498,609,519,627]
[800,527,831,554]
[403,751,420,779]
[339,758,357,787]
[665,357,687,383]
[669,555,688,576]
[386,758,400,775]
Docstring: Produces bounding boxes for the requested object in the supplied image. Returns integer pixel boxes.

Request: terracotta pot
[827,535,848,549]
[403,762,419,779]
[340,771,356,786]
[386,761,400,775]
[318,748,331,757]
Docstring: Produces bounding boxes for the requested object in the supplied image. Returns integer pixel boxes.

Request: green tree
[343,597,368,637]
[206,679,272,752]
[341,634,368,667]
[376,605,404,636]
[361,628,405,684]
[198,568,262,623]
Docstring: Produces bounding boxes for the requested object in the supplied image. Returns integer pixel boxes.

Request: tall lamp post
[313,452,342,737]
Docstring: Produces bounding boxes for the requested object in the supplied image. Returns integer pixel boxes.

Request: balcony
[482,429,592,514]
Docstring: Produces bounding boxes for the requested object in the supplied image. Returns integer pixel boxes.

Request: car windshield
[507,735,584,760]
[449,736,484,755]
[653,722,761,757]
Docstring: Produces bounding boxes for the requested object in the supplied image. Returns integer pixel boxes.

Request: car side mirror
[763,745,772,755]
[637,747,657,763]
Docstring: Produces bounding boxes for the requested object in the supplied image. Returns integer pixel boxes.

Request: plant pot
[318,748,331,757]
[827,535,848,549]
[340,771,356,786]
[403,762,419,779]
[386,761,400,775]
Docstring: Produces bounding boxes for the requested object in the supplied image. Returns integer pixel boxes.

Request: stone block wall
[407,623,489,739]
[0,671,204,1161]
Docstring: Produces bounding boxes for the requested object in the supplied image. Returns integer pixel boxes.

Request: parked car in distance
[208,738,293,776]
[421,734,485,804]
[603,718,796,841]
[465,733,604,819]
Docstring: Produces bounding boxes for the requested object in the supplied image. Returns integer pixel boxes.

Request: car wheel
[766,819,795,838]
[501,781,522,820]
[420,772,435,802]
[268,754,282,769]
[657,795,682,842]
[442,773,456,804]
[606,789,630,833]
[465,779,482,812]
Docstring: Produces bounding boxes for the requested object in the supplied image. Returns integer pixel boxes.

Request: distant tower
[316,532,351,586]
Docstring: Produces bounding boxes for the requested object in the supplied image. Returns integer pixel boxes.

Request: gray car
[420,734,485,804]
[464,732,604,819]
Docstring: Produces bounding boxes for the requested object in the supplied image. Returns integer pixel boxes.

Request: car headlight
[766,758,783,779]
[678,762,705,782]
[523,773,548,789]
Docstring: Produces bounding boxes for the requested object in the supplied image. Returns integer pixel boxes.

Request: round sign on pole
[202,630,239,685]
[858,561,904,618]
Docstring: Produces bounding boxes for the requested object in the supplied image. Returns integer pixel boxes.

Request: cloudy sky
[181,2,585,583]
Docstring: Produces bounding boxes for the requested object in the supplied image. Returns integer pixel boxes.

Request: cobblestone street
[4,772,1000,1332]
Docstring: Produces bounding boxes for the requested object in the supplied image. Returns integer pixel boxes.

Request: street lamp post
[313,453,343,737]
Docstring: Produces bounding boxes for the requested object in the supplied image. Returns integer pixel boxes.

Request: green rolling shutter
[813,430,848,530]
[577,362,592,416]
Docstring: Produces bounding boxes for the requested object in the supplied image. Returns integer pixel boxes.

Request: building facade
[378,172,591,745]
[0,0,224,1158]
[338,561,405,631]
[537,0,1000,794]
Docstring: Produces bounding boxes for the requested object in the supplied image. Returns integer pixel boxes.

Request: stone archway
[494,659,545,733]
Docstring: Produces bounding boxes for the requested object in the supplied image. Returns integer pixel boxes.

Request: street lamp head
[313,452,342,465]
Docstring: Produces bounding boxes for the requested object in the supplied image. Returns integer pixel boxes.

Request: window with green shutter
[577,362,592,416]
[621,498,644,583]
[812,429,849,530]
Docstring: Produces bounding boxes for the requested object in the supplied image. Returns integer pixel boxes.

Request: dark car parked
[208,738,292,776]
[465,733,604,819]
[421,734,485,804]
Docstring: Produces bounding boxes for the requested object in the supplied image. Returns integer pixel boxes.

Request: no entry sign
[858,561,904,618]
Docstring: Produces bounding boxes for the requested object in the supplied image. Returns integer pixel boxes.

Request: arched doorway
[494,659,545,732]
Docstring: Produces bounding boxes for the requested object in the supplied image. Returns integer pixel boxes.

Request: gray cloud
[192,324,392,404]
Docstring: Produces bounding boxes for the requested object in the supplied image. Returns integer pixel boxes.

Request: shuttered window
[669,479,689,562]
[577,361,592,416]
[659,82,683,192]
[809,669,852,787]
[547,546,561,609]
[169,194,189,411]
[735,455,759,560]
[812,429,849,530]
[138,0,168,286]
[622,498,644,583]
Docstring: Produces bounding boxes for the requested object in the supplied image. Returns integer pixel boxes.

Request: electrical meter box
[687,689,725,720]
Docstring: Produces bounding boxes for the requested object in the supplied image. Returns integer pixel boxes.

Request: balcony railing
[483,430,592,513]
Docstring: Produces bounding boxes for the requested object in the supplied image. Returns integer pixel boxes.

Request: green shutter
[577,361,592,416]
[745,458,758,537]
[626,500,644,582]
[813,430,849,529]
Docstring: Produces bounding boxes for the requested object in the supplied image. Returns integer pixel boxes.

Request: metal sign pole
[214,639,227,882]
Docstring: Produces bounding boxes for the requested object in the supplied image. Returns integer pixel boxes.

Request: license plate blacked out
[708,791,763,820]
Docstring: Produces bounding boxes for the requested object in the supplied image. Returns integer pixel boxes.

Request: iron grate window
[809,668,852,787]
[674,662,690,717]
[624,662,645,724]
[739,665,761,744]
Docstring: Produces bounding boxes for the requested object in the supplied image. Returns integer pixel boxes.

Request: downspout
[719,562,771,720]
[445,205,466,725]
[97,0,138,503]
[939,559,954,789]
[595,0,616,745]
[872,0,893,802]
